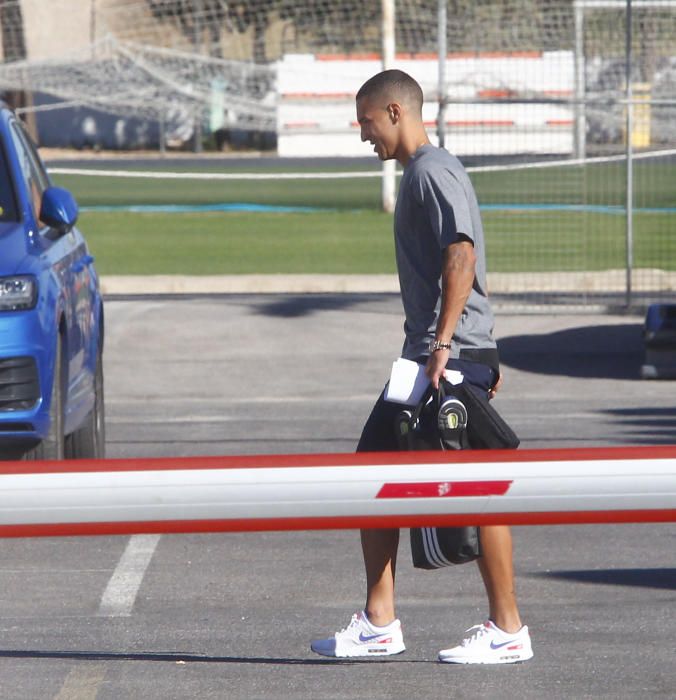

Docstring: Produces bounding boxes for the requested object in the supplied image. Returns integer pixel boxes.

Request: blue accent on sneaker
[359,631,387,642]
[490,639,518,650]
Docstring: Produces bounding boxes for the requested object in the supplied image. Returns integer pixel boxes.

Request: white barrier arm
[0,446,675,538]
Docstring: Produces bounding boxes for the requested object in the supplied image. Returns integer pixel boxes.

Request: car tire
[25,334,66,461]
[65,348,105,459]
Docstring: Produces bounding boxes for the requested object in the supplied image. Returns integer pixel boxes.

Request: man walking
[310,70,533,664]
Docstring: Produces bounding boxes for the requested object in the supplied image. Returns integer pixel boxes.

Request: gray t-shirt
[394,144,496,361]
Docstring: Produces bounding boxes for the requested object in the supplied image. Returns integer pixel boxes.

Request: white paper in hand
[384,358,464,406]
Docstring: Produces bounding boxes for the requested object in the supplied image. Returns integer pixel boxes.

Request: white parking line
[54,664,106,700]
[98,534,160,617]
[105,394,377,405]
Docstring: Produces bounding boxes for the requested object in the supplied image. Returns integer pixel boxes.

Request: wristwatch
[429,339,452,353]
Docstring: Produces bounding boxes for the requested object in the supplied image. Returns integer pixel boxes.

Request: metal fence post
[625,0,634,308]
[437,0,447,150]
[381,0,396,214]
[573,1,587,161]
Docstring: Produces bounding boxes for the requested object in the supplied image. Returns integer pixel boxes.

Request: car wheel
[25,334,66,461]
[65,348,105,459]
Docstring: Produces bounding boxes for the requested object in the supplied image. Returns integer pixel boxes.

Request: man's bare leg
[477,525,523,633]
[360,528,400,626]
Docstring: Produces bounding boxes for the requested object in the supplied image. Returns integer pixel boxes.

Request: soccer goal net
[1,1,675,307]
[0,1,674,158]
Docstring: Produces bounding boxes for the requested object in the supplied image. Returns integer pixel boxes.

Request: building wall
[9,1,295,64]
[21,0,91,61]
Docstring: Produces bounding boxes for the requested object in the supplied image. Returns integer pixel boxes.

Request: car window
[9,122,49,229]
[15,122,50,189]
[0,140,19,222]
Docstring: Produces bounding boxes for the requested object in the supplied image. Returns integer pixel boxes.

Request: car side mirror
[39,186,79,233]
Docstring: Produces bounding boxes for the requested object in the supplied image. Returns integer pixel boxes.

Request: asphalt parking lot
[1,294,674,699]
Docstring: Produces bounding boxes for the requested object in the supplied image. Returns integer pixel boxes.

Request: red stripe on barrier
[376,480,512,499]
[477,89,516,98]
[2,445,676,476]
[282,93,353,99]
[422,120,516,128]
[314,51,543,61]
[283,121,321,129]
[351,120,516,129]
[0,508,674,538]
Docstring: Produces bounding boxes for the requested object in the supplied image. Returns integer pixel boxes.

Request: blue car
[0,104,104,460]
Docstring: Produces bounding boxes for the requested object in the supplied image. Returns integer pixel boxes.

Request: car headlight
[0,276,37,311]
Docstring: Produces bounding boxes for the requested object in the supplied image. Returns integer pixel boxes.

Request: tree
[147,0,285,63]
[146,1,572,64]
[223,1,274,64]
[147,0,228,58]
[276,1,380,57]
[146,0,380,64]
[0,0,36,140]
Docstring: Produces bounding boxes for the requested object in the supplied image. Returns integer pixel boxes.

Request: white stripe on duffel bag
[421,527,455,568]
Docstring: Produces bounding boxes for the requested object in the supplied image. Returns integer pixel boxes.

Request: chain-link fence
[0,1,674,308]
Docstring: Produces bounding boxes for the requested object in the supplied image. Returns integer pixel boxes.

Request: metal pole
[381,0,396,213]
[193,0,204,154]
[159,110,166,157]
[573,1,586,160]
[437,0,447,150]
[625,0,634,308]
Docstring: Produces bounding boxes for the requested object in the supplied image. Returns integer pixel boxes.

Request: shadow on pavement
[600,407,676,444]
[498,323,645,380]
[0,649,425,665]
[252,294,398,318]
[532,568,676,590]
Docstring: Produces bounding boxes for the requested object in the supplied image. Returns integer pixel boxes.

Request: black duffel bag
[396,374,519,569]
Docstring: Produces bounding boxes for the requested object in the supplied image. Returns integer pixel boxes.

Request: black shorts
[356,358,497,453]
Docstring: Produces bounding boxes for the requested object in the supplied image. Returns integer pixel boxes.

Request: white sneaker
[310,611,406,658]
[438,620,533,664]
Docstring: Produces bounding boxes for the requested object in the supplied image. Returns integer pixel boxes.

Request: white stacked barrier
[0,447,674,538]
[277,52,575,157]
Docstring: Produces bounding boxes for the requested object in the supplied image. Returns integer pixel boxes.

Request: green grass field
[51,156,676,276]
[77,210,396,275]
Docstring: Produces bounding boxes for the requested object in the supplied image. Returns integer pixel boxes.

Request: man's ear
[387,102,402,124]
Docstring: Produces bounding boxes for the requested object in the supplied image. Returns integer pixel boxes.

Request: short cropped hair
[356,69,423,113]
